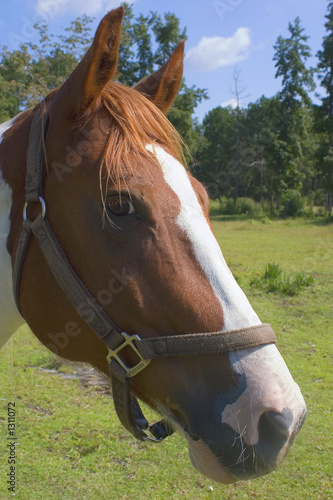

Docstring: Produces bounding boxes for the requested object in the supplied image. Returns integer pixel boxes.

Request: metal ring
[23,196,46,221]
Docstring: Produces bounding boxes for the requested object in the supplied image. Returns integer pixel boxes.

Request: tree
[0,45,33,115]
[152,12,187,66]
[0,15,94,113]
[198,75,272,207]
[272,17,315,207]
[245,96,282,205]
[197,106,236,202]
[316,1,333,215]
[116,2,136,85]
[274,17,314,107]
[0,4,207,158]
[133,14,155,80]
[229,69,248,203]
[116,5,207,154]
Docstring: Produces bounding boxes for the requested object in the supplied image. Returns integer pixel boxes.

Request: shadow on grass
[209,213,263,222]
[209,213,333,225]
[312,216,333,226]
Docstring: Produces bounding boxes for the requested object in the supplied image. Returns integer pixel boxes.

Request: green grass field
[1,218,332,499]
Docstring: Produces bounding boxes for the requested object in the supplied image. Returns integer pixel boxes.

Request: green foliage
[316,1,333,215]
[263,262,283,280]
[209,197,263,216]
[152,11,187,66]
[168,84,208,157]
[281,189,304,216]
[273,17,315,107]
[317,1,333,133]
[0,15,94,112]
[196,106,237,198]
[250,262,314,296]
[272,17,315,200]
[197,89,318,212]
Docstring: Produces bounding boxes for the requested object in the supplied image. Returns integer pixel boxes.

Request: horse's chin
[186,435,237,485]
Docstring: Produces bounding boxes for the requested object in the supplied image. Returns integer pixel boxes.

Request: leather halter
[13,104,277,442]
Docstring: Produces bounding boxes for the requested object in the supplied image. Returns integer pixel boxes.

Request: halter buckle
[107,332,150,378]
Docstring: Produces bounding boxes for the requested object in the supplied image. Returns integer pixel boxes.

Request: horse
[0,7,306,484]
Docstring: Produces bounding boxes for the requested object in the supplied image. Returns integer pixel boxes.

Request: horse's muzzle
[186,406,307,483]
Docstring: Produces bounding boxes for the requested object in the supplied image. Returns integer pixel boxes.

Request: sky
[0,0,329,119]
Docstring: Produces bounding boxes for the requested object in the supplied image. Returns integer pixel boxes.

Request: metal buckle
[23,196,46,221]
[107,332,150,378]
[143,426,164,442]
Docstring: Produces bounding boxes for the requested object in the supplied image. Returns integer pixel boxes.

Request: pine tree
[317,1,333,215]
[274,17,314,108]
[272,17,315,207]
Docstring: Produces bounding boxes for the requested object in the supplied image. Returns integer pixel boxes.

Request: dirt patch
[38,364,112,395]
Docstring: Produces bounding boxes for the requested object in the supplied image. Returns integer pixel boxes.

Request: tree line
[1,2,332,216]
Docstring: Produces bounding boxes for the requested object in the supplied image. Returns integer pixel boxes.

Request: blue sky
[0,0,329,119]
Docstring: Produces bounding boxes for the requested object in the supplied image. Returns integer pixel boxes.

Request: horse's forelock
[89,81,186,187]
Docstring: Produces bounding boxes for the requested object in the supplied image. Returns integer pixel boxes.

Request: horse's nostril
[265,409,294,432]
[258,408,294,452]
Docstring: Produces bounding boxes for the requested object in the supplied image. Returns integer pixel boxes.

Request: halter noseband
[13,105,277,442]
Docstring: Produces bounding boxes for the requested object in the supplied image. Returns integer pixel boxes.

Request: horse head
[1,7,306,484]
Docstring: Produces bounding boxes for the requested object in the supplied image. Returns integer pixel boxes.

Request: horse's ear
[52,7,124,115]
[134,40,184,113]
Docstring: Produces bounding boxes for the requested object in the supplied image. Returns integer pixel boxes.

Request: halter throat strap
[13,105,277,443]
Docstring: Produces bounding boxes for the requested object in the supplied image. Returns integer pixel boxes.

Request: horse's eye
[107,197,136,216]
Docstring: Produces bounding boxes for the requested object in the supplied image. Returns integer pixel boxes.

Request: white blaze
[223,345,305,446]
[0,116,24,349]
[147,144,260,330]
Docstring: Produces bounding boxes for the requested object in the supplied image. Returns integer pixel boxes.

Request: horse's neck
[0,118,25,349]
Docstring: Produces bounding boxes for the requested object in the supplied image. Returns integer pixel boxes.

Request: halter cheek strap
[13,104,277,443]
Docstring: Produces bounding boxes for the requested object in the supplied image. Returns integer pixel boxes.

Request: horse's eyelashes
[107,196,136,216]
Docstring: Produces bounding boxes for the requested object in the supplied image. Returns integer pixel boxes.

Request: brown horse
[0,7,306,484]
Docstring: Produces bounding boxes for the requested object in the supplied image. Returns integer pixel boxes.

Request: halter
[13,104,277,442]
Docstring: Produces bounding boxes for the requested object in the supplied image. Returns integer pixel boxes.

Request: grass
[250,262,314,295]
[1,218,332,499]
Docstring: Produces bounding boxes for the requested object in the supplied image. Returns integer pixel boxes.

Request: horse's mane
[81,81,186,194]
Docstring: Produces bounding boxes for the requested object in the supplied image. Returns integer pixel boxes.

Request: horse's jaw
[186,435,237,484]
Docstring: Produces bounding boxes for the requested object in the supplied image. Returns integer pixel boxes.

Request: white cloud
[221,98,239,109]
[185,28,251,72]
[35,0,66,18]
[35,0,136,18]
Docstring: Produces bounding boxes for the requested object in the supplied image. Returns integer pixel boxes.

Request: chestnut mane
[83,81,186,192]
